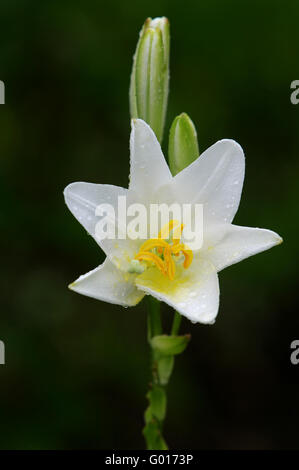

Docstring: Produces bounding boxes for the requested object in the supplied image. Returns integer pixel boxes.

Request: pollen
[134,220,193,280]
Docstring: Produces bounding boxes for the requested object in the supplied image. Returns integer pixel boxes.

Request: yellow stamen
[158,219,179,240]
[135,251,166,276]
[164,246,175,280]
[172,223,184,244]
[134,220,193,280]
[171,243,185,254]
[157,220,181,254]
[138,238,169,253]
[182,248,193,269]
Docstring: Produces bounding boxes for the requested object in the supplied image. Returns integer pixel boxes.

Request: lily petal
[158,139,245,225]
[129,119,172,200]
[69,258,145,306]
[64,182,139,269]
[205,224,283,272]
[135,257,219,324]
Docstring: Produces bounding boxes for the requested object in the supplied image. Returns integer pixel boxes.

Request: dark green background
[0,0,298,449]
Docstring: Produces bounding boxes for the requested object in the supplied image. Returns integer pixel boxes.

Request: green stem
[147,297,162,339]
[143,353,170,449]
[143,297,170,449]
[171,311,182,336]
[144,304,186,449]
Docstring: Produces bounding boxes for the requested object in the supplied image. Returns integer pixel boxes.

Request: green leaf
[168,112,199,175]
[147,385,167,421]
[155,434,168,450]
[143,420,158,450]
[143,421,168,450]
[151,334,191,356]
[157,355,174,386]
[144,405,153,424]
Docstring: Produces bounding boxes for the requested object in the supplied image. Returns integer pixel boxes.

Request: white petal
[129,119,172,200]
[135,257,219,324]
[158,139,245,225]
[69,258,145,306]
[204,224,283,272]
[64,181,127,236]
[64,182,139,270]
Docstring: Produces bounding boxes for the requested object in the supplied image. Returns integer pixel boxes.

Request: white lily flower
[64,119,282,324]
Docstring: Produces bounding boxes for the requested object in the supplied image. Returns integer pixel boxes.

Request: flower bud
[129,17,170,143]
[168,112,199,175]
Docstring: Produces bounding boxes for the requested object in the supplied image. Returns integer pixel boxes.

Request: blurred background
[0,0,298,449]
